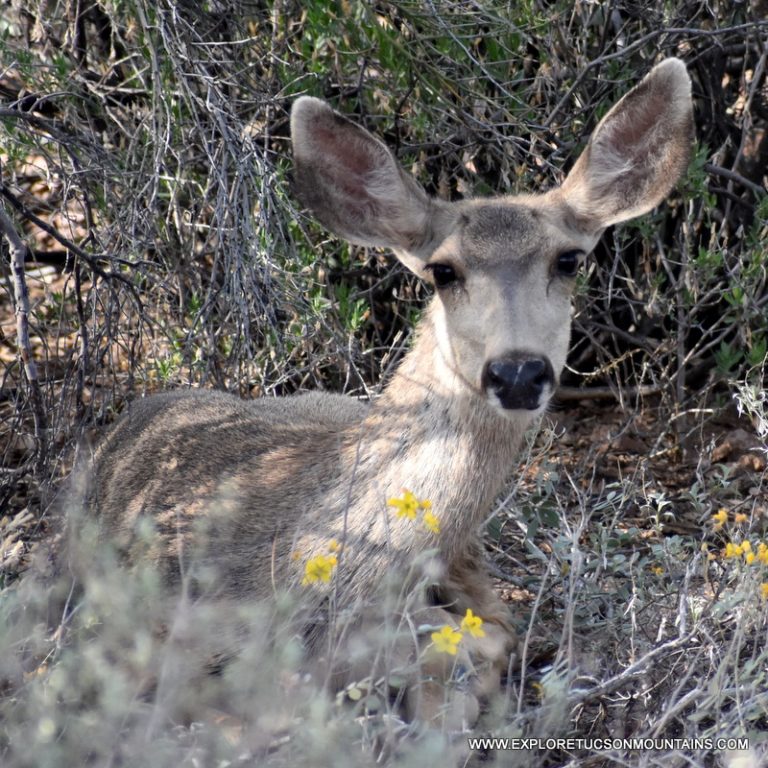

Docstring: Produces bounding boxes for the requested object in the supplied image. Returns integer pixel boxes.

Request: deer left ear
[291,97,437,254]
[560,58,694,231]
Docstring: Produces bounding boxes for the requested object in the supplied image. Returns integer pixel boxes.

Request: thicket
[0,0,765,513]
[0,2,766,766]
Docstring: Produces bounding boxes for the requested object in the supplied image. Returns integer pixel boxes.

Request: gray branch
[0,205,48,473]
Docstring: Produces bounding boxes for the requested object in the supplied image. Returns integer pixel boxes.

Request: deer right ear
[291,97,439,257]
[560,58,694,231]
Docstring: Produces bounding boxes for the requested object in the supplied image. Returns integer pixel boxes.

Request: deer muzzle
[481,353,555,411]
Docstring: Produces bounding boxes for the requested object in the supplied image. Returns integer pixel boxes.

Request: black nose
[481,354,554,410]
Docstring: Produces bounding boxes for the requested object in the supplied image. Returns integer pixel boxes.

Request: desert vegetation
[1,2,767,766]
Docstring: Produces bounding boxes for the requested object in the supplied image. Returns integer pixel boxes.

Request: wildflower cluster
[300,540,341,586]
[723,539,768,566]
[711,508,768,598]
[712,508,748,530]
[430,609,486,655]
[301,553,338,585]
[387,489,440,534]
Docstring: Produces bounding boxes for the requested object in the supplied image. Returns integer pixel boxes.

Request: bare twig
[555,384,662,402]
[0,205,48,473]
[0,183,108,278]
[570,634,692,703]
[704,162,767,198]
[0,183,145,305]
[544,21,768,127]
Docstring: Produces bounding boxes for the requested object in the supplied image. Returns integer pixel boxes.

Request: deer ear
[560,58,694,230]
[291,97,439,256]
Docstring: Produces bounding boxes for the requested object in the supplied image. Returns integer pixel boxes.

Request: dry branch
[555,385,662,402]
[0,204,48,473]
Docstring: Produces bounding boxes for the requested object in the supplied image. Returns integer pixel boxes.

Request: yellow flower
[734,512,748,524]
[724,542,740,559]
[712,509,728,529]
[651,565,664,576]
[460,608,486,638]
[302,554,338,585]
[758,543,768,565]
[328,539,341,553]
[431,625,463,655]
[723,540,756,560]
[387,490,420,520]
[761,583,768,600]
[388,490,435,533]
[422,510,441,534]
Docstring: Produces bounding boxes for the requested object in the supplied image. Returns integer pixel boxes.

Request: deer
[71,58,693,730]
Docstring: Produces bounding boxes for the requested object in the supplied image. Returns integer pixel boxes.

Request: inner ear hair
[560,58,694,230]
[291,96,435,253]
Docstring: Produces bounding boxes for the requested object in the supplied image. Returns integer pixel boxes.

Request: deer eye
[426,263,460,288]
[555,250,584,278]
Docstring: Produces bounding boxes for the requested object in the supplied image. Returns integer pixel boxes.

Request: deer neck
[348,302,532,559]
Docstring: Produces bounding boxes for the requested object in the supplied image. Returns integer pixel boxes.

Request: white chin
[486,387,552,419]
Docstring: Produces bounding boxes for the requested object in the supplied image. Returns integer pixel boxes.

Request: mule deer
[78,59,693,727]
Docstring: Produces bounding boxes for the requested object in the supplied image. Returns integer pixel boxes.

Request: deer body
[90,304,527,620]
[79,59,693,724]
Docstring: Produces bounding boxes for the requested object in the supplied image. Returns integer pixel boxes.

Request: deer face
[291,59,693,416]
[417,198,599,415]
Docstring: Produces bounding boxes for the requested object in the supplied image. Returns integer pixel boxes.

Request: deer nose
[481,354,555,411]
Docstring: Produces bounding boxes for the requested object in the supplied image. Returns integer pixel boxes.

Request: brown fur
[74,59,693,726]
